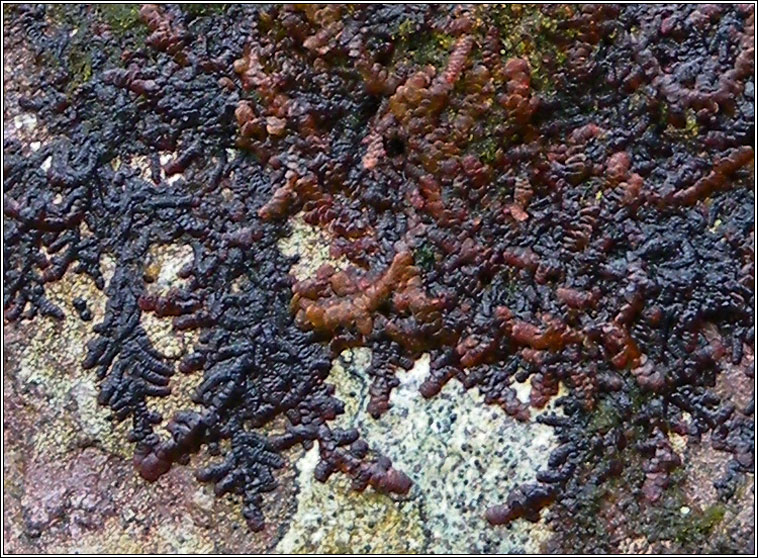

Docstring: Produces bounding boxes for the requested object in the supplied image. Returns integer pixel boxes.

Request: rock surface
[4,220,753,554]
[3,4,754,554]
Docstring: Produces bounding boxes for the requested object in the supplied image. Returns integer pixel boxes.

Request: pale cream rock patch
[279,350,559,553]
[14,112,37,130]
[138,243,204,433]
[276,441,426,554]
[123,151,179,184]
[512,376,532,404]
[277,213,349,281]
[14,264,130,459]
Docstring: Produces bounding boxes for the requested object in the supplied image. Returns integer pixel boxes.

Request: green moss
[589,381,646,435]
[414,243,436,271]
[50,5,141,95]
[555,479,614,551]
[645,485,727,549]
[391,17,456,68]
[97,4,145,38]
[488,4,577,93]
[559,457,731,554]
[44,7,92,93]
[391,21,455,69]
[183,4,228,18]
[67,48,93,92]
[242,89,263,106]
[342,112,362,133]
[684,109,699,136]
[390,6,577,95]
[469,136,499,165]
[413,32,456,68]
[395,19,416,43]
[589,397,620,434]
[690,504,727,538]
[47,4,86,27]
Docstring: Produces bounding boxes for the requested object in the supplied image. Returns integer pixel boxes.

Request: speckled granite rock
[277,349,560,553]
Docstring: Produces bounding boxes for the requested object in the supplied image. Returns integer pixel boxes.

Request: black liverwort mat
[3,5,754,551]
